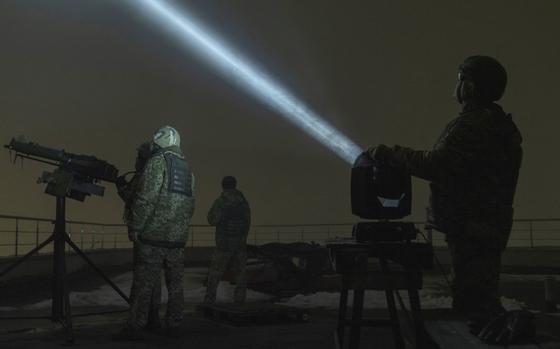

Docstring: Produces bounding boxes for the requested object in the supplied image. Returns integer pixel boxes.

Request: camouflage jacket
[387,103,522,249]
[116,173,142,225]
[129,146,195,248]
[207,189,251,251]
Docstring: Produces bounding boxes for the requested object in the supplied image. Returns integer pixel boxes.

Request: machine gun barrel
[5,138,119,183]
[5,139,65,163]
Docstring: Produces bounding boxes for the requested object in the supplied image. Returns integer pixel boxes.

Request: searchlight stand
[328,153,434,348]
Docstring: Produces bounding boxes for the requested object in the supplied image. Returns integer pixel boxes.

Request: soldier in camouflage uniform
[368,56,523,329]
[115,126,195,340]
[115,141,162,330]
[204,176,251,304]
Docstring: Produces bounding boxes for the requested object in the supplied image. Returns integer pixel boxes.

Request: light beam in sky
[130,0,363,164]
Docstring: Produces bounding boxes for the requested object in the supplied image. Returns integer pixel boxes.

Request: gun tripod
[0,197,130,344]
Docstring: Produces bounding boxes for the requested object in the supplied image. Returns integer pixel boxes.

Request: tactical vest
[164,153,192,197]
[152,147,192,197]
[222,200,249,236]
[429,105,522,245]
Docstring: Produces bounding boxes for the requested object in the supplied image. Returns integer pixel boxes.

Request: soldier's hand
[115,175,127,189]
[128,230,139,242]
[367,144,393,163]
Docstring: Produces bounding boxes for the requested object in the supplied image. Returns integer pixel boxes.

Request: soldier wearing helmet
[368,56,523,332]
[115,141,162,331]
[204,176,251,304]
[115,126,195,340]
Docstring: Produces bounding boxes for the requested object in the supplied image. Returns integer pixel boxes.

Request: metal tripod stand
[0,197,130,344]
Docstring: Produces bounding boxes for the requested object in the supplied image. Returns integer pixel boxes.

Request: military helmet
[153,125,181,148]
[222,176,237,189]
[459,56,507,102]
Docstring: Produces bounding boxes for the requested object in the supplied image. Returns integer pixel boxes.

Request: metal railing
[1,214,559,257]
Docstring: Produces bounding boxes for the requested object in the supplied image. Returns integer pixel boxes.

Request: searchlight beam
[131,0,363,164]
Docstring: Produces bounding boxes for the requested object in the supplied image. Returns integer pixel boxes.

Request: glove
[115,175,128,189]
[367,144,393,164]
[128,230,139,243]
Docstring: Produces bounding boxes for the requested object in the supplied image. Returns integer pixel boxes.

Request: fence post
[544,276,558,313]
[426,226,433,245]
[191,226,195,248]
[67,223,71,252]
[35,220,40,248]
[529,221,534,248]
[14,218,19,257]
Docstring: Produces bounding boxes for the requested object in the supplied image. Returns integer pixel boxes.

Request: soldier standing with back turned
[204,176,251,304]
[115,141,162,330]
[368,56,523,333]
[115,126,195,340]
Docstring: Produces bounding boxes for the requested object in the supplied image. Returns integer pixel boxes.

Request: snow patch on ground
[23,270,272,310]
[0,306,17,311]
[278,291,524,310]
[278,273,525,310]
[500,274,560,282]
[19,269,528,311]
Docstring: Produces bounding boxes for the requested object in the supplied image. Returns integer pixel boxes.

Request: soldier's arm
[129,156,165,232]
[191,173,196,196]
[386,117,486,182]
[116,183,132,202]
[207,197,224,226]
[243,201,251,238]
[187,173,196,220]
[116,174,141,203]
[244,199,251,228]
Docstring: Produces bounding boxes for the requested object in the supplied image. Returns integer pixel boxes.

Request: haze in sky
[0,0,559,226]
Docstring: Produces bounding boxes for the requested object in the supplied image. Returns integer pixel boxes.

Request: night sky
[0,0,559,226]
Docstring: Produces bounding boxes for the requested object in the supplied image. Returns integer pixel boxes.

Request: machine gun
[1,137,127,344]
[5,137,119,201]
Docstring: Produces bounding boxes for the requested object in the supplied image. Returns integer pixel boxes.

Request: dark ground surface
[0,307,559,349]
[0,266,559,348]
[1,265,558,309]
[0,264,133,309]
[0,306,417,349]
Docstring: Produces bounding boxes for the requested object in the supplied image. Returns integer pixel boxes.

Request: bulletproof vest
[222,195,249,236]
[224,204,248,224]
[163,152,192,197]
[477,108,522,209]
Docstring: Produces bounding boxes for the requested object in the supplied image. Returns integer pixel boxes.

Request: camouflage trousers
[204,248,247,304]
[128,242,185,329]
[129,242,161,326]
[447,236,504,318]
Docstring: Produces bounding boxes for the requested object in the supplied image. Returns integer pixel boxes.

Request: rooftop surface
[0,268,559,348]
